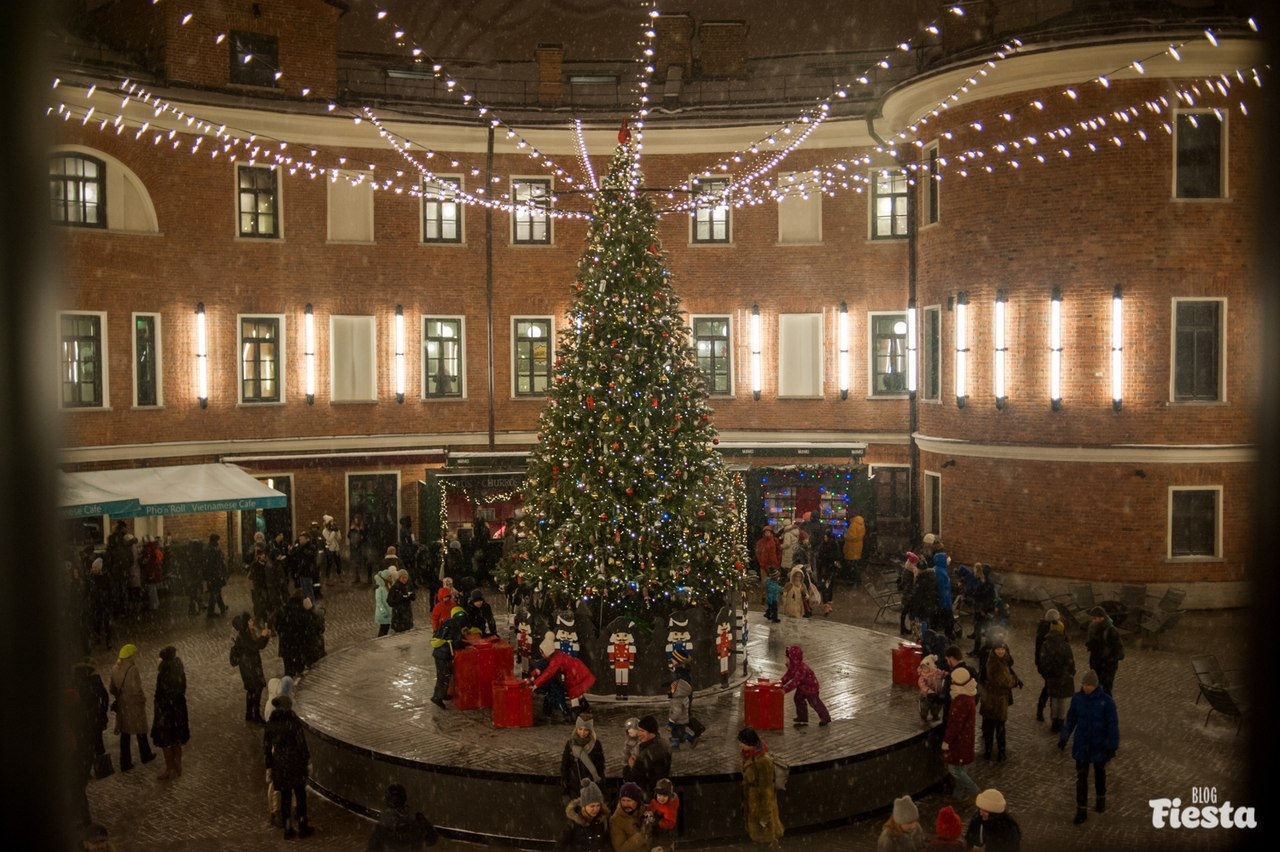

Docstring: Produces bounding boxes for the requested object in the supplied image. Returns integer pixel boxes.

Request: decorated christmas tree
[505,127,747,625]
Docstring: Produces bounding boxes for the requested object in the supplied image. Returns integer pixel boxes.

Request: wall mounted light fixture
[750,303,762,401]
[1050,287,1063,411]
[304,303,316,405]
[195,302,208,408]
[993,289,1007,409]
[394,304,406,404]
[838,301,850,400]
[906,299,918,396]
[1111,284,1123,411]
[954,291,968,408]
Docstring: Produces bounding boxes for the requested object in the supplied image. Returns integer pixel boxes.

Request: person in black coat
[71,658,111,779]
[388,570,416,633]
[232,612,271,723]
[151,645,190,780]
[265,692,314,839]
[274,590,316,678]
[559,713,606,800]
[366,782,437,851]
[1084,607,1125,695]
[204,534,228,618]
[556,779,611,851]
[463,588,498,638]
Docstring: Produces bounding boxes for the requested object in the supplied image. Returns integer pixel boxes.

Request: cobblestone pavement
[84,571,1259,851]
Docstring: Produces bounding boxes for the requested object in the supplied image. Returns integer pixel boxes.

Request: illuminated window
[239,315,283,403]
[692,178,730,243]
[870,312,908,396]
[512,179,551,244]
[423,177,463,243]
[691,316,732,394]
[61,312,106,408]
[50,153,105,228]
[237,165,279,239]
[513,318,552,395]
[423,317,464,398]
[871,168,908,239]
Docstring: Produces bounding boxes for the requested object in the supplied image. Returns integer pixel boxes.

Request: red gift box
[492,678,533,728]
[892,642,923,686]
[743,677,784,730]
[453,639,516,710]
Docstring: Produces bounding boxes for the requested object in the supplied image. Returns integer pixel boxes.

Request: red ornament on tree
[586,396,595,409]
[618,120,631,145]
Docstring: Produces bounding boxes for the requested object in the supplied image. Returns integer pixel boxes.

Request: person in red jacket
[430,587,454,632]
[754,525,782,600]
[941,666,979,805]
[528,632,596,723]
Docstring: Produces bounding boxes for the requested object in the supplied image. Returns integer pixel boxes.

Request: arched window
[50,153,106,228]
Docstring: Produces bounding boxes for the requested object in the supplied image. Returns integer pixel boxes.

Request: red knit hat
[935,805,963,840]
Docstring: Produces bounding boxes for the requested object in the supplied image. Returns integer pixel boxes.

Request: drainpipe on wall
[906,158,921,544]
[485,124,496,451]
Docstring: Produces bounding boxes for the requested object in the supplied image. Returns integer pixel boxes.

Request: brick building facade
[51,0,1262,606]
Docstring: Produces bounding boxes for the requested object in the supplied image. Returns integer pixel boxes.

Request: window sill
[131,405,165,411]
[1168,399,1229,406]
[688,241,733,247]
[510,242,554,248]
[235,235,283,243]
[776,395,825,400]
[421,396,469,402]
[236,401,286,407]
[1165,555,1224,563]
[511,394,549,400]
[329,399,380,405]
[60,405,111,412]
[867,393,910,400]
[421,241,467,248]
[326,239,375,246]
[776,240,823,247]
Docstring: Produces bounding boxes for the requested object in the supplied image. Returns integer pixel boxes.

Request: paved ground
[84,568,1258,851]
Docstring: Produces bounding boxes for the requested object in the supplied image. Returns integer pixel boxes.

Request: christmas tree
[506,126,747,625]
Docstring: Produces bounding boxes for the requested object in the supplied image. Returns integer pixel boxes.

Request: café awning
[61,463,287,519]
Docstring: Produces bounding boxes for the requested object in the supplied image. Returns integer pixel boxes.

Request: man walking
[1084,606,1124,695]
[1058,670,1120,825]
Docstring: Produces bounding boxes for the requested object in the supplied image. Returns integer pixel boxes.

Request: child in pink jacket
[780,644,831,727]
[917,654,946,722]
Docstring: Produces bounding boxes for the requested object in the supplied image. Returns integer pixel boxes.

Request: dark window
[50,153,105,228]
[230,31,280,88]
[924,147,939,225]
[871,169,908,239]
[926,472,941,538]
[1171,489,1218,557]
[1175,113,1222,199]
[692,317,731,394]
[61,314,103,408]
[514,319,552,395]
[424,318,462,397]
[423,178,462,243]
[135,314,159,406]
[922,307,941,401]
[1174,301,1222,401]
[874,467,911,520]
[241,317,281,402]
[692,178,730,243]
[512,179,551,244]
[238,166,279,238]
[871,313,908,395]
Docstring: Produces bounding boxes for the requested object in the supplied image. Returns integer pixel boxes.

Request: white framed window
[868,311,909,397]
[131,312,162,407]
[777,313,823,398]
[422,176,463,243]
[512,178,552,245]
[1174,110,1225,199]
[1171,298,1226,403]
[1168,486,1222,559]
[327,172,374,243]
[330,315,377,402]
[237,314,285,404]
[691,177,730,243]
[512,316,554,396]
[921,305,942,402]
[922,142,940,226]
[923,470,941,539]
[423,316,465,398]
[690,315,733,395]
[869,464,911,522]
[50,145,159,234]
[870,168,908,239]
[59,311,108,409]
[236,164,281,239]
[777,172,821,244]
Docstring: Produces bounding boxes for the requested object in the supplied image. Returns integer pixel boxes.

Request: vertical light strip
[304,303,316,405]
[1050,287,1063,410]
[1111,284,1123,410]
[195,302,208,408]
[993,289,1007,409]
[394,304,406,403]
[750,304,762,401]
[837,301,850,400]
[954,291,968,408]
[906,300,918,395]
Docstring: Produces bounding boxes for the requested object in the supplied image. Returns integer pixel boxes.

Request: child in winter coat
[667,654,697,749]
[622,717,641,767]
[916,654,946,722]
[530,632,596,722]
[763,571,782,623]
[780,644,831,727]
[645,778,680,851]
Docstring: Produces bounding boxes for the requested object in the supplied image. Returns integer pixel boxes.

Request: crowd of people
[65,510,1134,850]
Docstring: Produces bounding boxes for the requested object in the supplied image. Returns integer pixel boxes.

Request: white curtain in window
[331,315,377,401]
[778,313,823,397]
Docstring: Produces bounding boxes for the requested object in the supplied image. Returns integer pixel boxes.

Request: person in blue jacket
[1058,669,1120,825]
[933,551,954,639]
